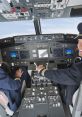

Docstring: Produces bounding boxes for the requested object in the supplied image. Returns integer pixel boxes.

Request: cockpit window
[0,0,2,3]
[41,17,82,34]
[0,20,35,38]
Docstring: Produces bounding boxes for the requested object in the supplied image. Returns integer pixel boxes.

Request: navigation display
[53,48,63,57]
[20,51,30,59]
[9,51,18,58]
[65,49,73,55]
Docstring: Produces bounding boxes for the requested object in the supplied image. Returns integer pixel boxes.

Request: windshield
[0,17,82,38]
[41,17,82,34]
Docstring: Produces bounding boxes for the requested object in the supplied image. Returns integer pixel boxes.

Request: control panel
[0,0,72,21]
[1,33,77,68]
[18,76,66,117]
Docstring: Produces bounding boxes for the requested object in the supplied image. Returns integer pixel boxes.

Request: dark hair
[12,66,23,78]
[75,22,82,39]
[0,62,12,76]
[77,22,82,34]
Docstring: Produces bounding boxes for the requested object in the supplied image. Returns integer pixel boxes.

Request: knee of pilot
[0,91,9,107]
[0,91,14,116]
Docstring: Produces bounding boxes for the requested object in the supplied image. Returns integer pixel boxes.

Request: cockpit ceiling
[0,0,82,22]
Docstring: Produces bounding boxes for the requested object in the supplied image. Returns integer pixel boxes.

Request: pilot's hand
[36,64,45,73]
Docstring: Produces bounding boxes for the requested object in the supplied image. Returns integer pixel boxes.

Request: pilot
[36,22,82,106]
[0,63,22,115]
[12,66,24,109]
[13,66,31,95]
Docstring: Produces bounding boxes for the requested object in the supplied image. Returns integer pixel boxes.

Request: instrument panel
[0,33,78,117]
[18,76,66,117]
[1,33,77,68]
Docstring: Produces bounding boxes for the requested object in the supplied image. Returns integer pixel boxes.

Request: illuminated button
[38,98,41,102]
[32,92,35,96]
[53,104,55,107]
[70,59,72,61]
[11,62,14,66]
[30,104,34,109]
[44,93,46,95]
[42,97,45,102]
[57,102,61,107]
[26,105,29,108]
[33,88,35,91]
[29,105,31,109]
[28,100,30,103]
[56,104,58,107]
[40,87,44,90]
[55,91,58,94]
[54,87,57,90]
[53,98,56,101]
[41,92,43,94]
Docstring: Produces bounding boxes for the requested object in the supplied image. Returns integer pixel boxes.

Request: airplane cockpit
[0,0,82,117]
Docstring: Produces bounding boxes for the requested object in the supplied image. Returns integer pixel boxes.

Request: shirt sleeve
[44,62,82,85]
[8,78,21,90]
[0,68,21,91]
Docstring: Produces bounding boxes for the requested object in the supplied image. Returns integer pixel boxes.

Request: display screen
[9,51,18,58]
[20,51,30,59]
[65,49,73,55]
[53,48,63,57]
[38,49,48,58]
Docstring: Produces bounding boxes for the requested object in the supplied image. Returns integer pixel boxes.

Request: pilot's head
[16,69,23,78]
[14,67,23,78]
[76,23,82,57]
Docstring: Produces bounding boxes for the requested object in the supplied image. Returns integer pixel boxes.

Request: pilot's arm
[36,62,82,86]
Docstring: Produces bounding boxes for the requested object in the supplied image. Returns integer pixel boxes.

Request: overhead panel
[68,0,82,7]
[0,0,11,13]
[0,14,7,21]
[0,0,82,21]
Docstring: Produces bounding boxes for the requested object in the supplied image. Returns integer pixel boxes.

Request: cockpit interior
[0,0,82,117]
